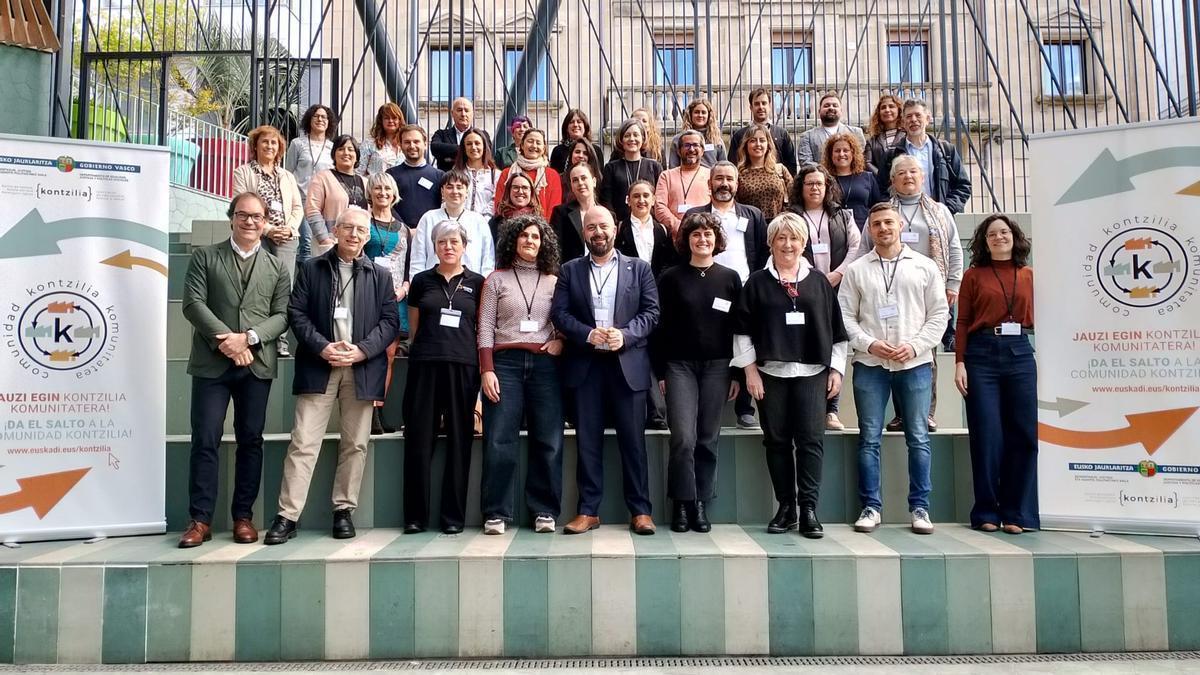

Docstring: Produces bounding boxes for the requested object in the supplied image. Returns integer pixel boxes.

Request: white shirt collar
[230,237,261,259]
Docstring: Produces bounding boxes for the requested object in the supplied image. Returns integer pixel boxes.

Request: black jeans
[664,359,730,501]
[402,360,481,529]
[572,356,652,517]
[188,367,273,524]
[758,371,828,509]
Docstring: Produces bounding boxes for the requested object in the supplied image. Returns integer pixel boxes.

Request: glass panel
[1042,43,1085,95]
[505,48,549,101]
[429,48,473,100]
[653,47,696,87]
[888,42,928,83]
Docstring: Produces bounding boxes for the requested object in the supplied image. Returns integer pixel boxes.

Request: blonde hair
[735,123,779,174]
[682,98,721,145]
[632,106,664,161]
[766,211,809,248]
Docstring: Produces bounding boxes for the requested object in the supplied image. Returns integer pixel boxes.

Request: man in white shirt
[838,203,948,535]
[797,92,867,167]
[409,169,495,279]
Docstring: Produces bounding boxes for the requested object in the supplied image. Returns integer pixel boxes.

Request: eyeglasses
[681,143,703,150]
[803,181,825,188]
[234,211,266,223]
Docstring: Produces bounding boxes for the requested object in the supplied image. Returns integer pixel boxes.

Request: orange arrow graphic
[0,468,90,518]
[100,250,167,277]
[1178,179,1200,197]
[1039,407,1198,455]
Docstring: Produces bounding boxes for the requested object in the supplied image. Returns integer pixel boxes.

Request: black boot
[799,506,824,539]
[263,515,297,545]
[767,502,799,534]
[332,509,356,539]
[671,501,691,532]
[690,500,711,533]
[372,408,395,435]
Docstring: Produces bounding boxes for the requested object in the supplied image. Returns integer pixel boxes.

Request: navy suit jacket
[551,251,660,392]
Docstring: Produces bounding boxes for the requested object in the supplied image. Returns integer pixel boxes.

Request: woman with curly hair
[667,98,727,169]
[478,214,565,535]
[954,214,1038,535]
[358,102,407,175]
[822,131,883,228]
[864,94,904,170]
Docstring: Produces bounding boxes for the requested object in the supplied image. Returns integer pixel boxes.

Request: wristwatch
[246,330,260,346]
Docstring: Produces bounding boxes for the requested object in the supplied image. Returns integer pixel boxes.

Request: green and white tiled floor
[2,524,1198,664]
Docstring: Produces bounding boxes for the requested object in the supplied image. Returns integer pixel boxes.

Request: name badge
[703,143,715,152]
[900,231,920,243]
[333,306,349,320]
[878,303,899,320]
[785,311,805,325]
[999,322,1022,336]
[418,177,434,190]
[594,307,612,324]
[736,216,749,232]
[676,203,691,214]
[712,297,731,313]
[439,308,462,328]
[519,319,539,333]
[811,242,830,254]
[269,199,283,212]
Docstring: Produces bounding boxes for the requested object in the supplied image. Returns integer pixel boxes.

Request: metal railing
[53,0,1200,214]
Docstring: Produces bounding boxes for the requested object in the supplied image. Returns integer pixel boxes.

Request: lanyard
[623,158,644,187]
[679,167,702,202]
[335,265,355,305]
[899,203,918,231]
[512,268,541,319]
[774,262,801,312]
[442,275,464,308]
[307,138,329,171]
[801,210,827,244]
[991,264,1019,321]
[878,255,901,296]
[589,259,617,302]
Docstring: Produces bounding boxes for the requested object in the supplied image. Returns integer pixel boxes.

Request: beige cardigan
[232,162,304,236]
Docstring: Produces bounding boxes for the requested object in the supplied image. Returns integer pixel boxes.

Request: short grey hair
[889,154,925,182]
[336,206,371,228]
[366,172,400,207]
[678,128,705,145]
[766,211,809,248]
[711,160,738,177]
[430,219,470,247]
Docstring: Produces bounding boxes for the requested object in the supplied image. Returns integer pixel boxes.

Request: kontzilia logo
[1092,224,1197,312]
[5,282,118,380]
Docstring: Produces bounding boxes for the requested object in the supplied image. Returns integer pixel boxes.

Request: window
[505,48,550,101]
[653,46,696,87]
[888,41,929,83]
[429,48,473,100]
[1042,42,1086,95]
[771,41,813,119]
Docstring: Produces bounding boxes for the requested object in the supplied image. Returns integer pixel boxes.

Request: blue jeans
[481,350,564,521]
[964,333,1040,529]
[853,362,933,512]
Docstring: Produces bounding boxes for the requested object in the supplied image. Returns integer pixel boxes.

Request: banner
[0,134,168,542]
[1030,119,1200,536]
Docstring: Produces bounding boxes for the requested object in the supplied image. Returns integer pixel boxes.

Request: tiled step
[160,431,974,533]
[0,524,1192,663]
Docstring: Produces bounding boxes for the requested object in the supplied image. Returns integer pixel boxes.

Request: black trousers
[402,360,481,529]
[572,356,652,516]
[188,367,273,524]
[758,371,828,509]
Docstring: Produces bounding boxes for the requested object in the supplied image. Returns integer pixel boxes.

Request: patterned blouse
[251,162,286,229]
[357,140,404,176]
[736,165,793,221]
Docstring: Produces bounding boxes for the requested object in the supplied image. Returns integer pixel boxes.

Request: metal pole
[1184,0,1198,116]
[76,0,92,138]
[950,0,963,150]
[249,0,260,128]
[495,0,562,148]
[704,0,713,101]
[691,0,700,97]
[937,0,950,134]
[351,0,419,123]
[157,56,169,143]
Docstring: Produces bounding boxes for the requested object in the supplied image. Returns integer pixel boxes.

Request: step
[160,430,974,533]
[0,524,1193,663]
[163,353,967,436]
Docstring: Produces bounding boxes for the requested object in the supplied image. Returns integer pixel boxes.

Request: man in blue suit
[551,206,661,535]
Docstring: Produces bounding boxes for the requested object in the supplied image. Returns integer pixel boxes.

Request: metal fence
[53,0,1199,212]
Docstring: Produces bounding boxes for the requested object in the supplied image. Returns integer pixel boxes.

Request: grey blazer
[796,123,867,167]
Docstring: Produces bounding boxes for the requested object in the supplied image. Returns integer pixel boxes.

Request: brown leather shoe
[178,520,211,548]
[631,514,656,535]
[233,518,258,544]
[563,514,600,534]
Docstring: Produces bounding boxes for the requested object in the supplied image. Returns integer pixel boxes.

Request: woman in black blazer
[614,180,678,277]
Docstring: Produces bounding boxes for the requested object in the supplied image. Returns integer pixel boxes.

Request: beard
[820,110,840,125]
[712,187,735,202]
[586,235,614,256]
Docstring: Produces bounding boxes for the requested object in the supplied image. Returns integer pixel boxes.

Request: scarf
[514,154,549,194]
[891,193,954,281]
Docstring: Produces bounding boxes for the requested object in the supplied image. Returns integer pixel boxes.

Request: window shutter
[0,0,61,52]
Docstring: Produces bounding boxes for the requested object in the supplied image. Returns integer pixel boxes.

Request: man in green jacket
[178,192,291,548]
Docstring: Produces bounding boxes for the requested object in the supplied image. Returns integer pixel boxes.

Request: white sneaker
[911,508,934,534]
[853,507,881,533]
[825,412,845,431]
[483,518,505,535]
[534,515,555,533]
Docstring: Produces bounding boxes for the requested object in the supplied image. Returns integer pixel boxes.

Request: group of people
[177,89,1039,549]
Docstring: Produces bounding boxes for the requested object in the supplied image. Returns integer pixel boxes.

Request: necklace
[692,262,715,277]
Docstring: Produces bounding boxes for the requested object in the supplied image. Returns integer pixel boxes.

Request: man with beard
[551,206,661,535]
[874,99,972,215]
[386,124,445,228]
[654,129,711,233]
[683,161,768,429]
[797,92,867,168]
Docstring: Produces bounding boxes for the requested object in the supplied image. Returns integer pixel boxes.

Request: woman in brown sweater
[954,214,1038,534]
[735,124,792,220]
